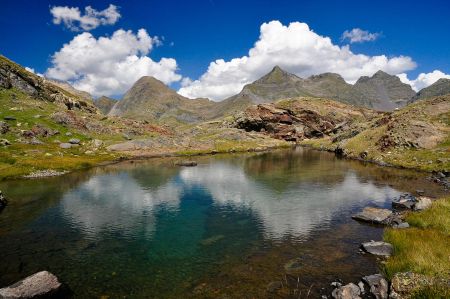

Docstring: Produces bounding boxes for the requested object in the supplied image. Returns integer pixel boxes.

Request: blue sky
[1,0,449,99]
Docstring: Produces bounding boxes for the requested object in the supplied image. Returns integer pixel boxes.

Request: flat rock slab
[361,241,393,256]
[362,274,388,299]
[0,271,64,299]
[352,207,392,224]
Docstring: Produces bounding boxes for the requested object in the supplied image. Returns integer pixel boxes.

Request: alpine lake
[0,147,446,298]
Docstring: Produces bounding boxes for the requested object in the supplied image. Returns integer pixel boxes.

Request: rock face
[361,241,393,256]
[0,271,66,299]
[352,207,393,224]
[332,283,361,299]
[361,274,388,299]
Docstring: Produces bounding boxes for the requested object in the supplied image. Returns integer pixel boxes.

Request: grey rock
[123,133,132,140]
[0,271,65,299]
[28,137,44,145]
[392,193,417,210]
[352,207,392,224]
[65,132,72,136]
[3,116,16,121]
[392,222,410,229]
[59,143,72,149]
[332,283,361,299]
[361,241,393,256]
[362,274,388,299]
[68,138,80,144]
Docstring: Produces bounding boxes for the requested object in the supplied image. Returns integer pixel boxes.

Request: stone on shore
[361,241,393,256]
[361,274,388,299]
[352,207,392,224]
[0,271,66,299]
[414,196,432,211]
[331,283,361,299]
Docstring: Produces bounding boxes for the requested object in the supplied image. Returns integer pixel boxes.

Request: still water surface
[0,148,444,298]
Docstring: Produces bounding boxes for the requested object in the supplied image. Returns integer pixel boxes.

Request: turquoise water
[0,148,444,298]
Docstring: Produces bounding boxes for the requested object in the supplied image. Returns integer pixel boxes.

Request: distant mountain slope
[109,76,220,123]
[94,96,118,114]
[0,55,97,113]
[46,79,93,103]
[223,67,414,111]
[411,78,450,102]
[352,70,415,110]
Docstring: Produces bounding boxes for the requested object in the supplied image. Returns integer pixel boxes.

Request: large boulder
[361,241,393,256]
[352,207,392,224]
[332,283,361,299]
[361,274,388,299]
[413,197,432,211]
[0,271,66,298]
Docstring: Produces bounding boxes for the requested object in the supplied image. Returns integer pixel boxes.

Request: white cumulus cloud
[397,70,450,91]
[178,21,416,100]
[25,67,43,77]
[50,4,121,31]
[45,29,182,97]
[341,28,381,43]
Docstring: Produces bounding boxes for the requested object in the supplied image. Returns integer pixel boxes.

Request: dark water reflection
[0,148,445,298]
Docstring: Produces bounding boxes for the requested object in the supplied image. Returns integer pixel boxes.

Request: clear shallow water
[0,148,445,298]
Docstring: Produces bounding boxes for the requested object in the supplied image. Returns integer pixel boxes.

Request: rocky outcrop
[361,241,393,256]
[0,55,97,113]
[352,207,393,224]
[234,98,379,142]
[411,78,450,102]
[0,271,67,298]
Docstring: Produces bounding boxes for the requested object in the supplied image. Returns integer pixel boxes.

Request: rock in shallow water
[352,207,392,224]
[0,271,66,299]
[175,161,198,167]
[361,241,393,256]
[392,193,417,210]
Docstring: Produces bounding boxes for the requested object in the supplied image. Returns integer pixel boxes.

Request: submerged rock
[331,283,361,299]
[175,161,198,167]
[284,258,302,274]
[352,207,392,224]
[0,271,66,299]
[361,241,393,256]
[361,274,388,299]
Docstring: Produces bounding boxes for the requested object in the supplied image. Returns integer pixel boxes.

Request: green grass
[383,196,450,297]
